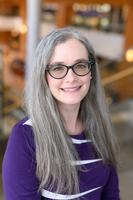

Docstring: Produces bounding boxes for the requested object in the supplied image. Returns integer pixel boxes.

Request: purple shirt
[2,117,120,200]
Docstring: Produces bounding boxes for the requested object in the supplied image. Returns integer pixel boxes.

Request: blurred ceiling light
[126,48,133,62]
[73,3,80,11]
[20,23,27,34]
[74,15,83,24]
[96,5,102,12]
[73,3,87,11]
[101,4,111,12]
[100,18,109,27]
[85,18,99,27]
[80,4,88,12]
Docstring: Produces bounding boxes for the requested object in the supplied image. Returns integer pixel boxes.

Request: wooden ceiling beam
[44,0,132,6]
[0,0,19,7]
[0,0,132,7]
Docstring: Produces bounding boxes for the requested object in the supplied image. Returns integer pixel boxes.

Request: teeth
[62,87,80,92]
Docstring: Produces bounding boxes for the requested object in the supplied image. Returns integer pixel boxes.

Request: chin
[60,98,83,105]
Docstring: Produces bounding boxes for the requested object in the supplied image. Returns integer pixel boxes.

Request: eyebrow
[48,59,89,66]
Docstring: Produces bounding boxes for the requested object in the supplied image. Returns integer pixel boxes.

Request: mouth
[60,86,81,92]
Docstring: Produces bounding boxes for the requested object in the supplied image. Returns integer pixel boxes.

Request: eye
[74,62,88,69]
[50,65,65,72]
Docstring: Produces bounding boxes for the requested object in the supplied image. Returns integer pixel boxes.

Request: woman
[2,27,120,200]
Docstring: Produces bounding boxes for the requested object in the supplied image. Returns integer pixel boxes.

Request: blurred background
[0,0,133,199]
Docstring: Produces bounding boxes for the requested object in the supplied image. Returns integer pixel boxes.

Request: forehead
[50,38,88,64]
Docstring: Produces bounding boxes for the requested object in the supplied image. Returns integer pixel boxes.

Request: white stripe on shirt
[71,158,102,166]
[23,119,32,126]
[41,186,102,199]
[71,138,91,144]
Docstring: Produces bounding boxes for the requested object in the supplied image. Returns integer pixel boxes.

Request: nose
[65,68,76,82]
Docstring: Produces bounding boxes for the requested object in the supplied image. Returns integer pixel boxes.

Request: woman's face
[46,38,92,108]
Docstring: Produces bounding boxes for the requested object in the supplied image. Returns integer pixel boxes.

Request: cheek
[46,74,54,88]
[46,74,60,92]
[83,73,92,85]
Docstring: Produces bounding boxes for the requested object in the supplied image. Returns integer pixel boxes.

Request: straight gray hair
[25,27,118,194]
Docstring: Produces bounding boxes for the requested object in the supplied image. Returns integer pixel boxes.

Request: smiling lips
[61,86,81,92]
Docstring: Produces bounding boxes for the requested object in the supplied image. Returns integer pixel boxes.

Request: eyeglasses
[46,61,92,79]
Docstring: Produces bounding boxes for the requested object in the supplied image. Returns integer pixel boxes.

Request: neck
[58,103,83,135]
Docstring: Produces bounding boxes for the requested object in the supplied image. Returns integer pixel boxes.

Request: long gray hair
[25,27,118,194]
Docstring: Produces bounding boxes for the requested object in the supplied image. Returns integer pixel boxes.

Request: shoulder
[13,116,33,130]
[12,116,33,138]
[7,116,35,154]
[2,118,40,200]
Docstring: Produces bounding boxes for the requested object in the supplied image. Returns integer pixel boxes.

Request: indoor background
[0,0,133,199]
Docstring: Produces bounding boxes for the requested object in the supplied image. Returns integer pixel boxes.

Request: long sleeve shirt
[2,117,120,200]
